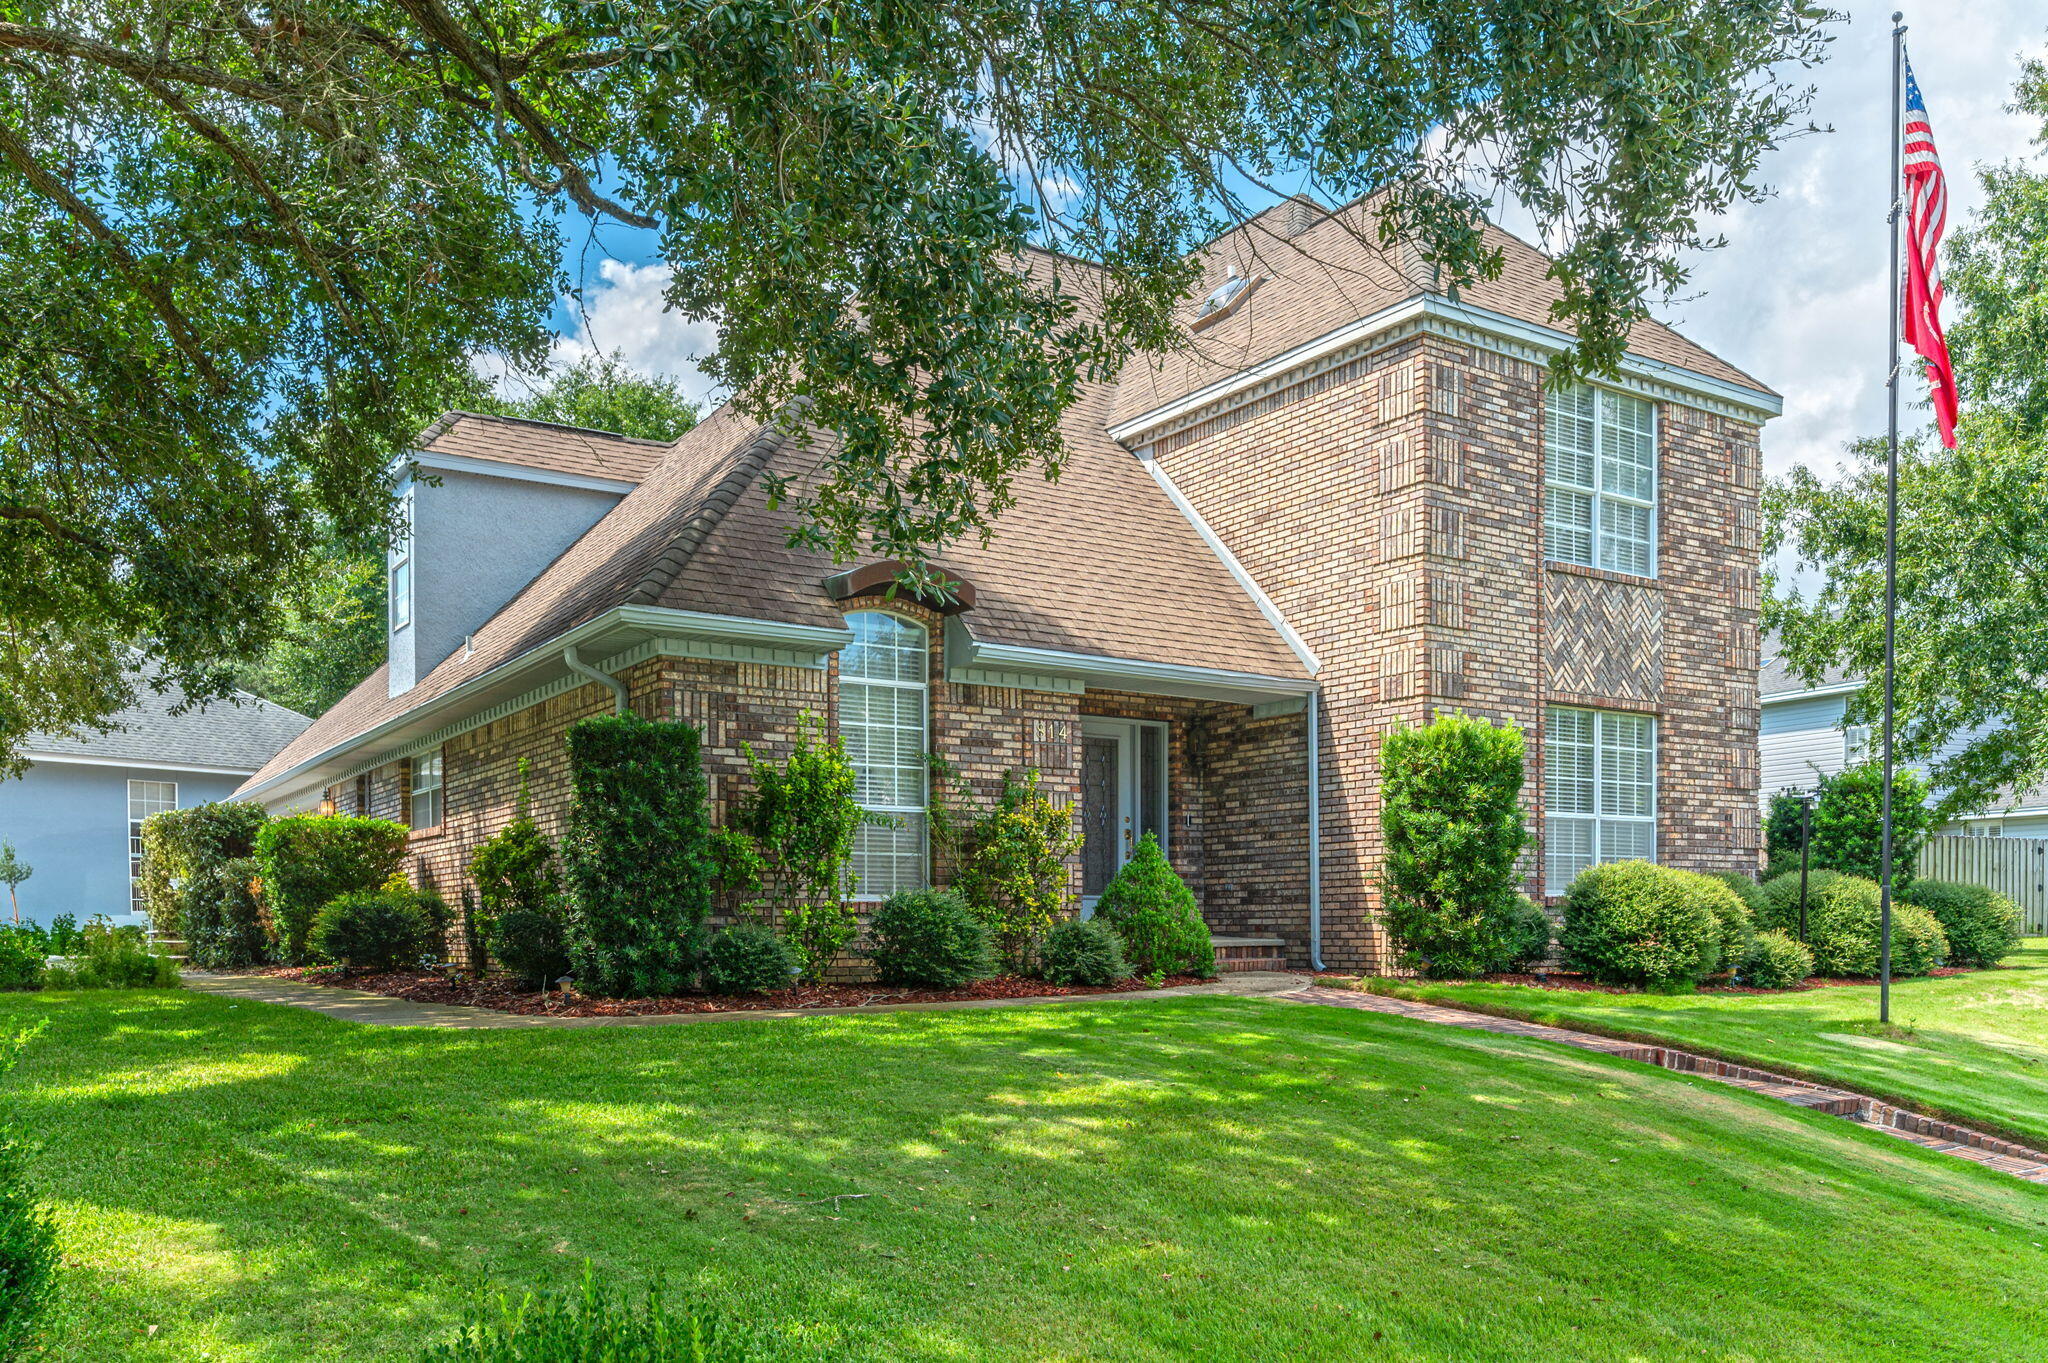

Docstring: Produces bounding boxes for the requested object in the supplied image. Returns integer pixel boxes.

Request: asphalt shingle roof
[27,667,311,773]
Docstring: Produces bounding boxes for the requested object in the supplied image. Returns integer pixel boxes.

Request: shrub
[494,908,572,990]
[562,715,715,998]
[1699,874,1757,971]
[468,762,562,974]
[186,857,271,969]
[420,1265,754,1363]
[1377,714,1533,977]
[1499,895,1554,972]
[700,923,797,995]
[311,885,449,972]
[137,800,269,943]
[1764,790,1812,879]
[1738,929,1815,990]
[1807,763,1935,887]
[728,718,865,984]
[1091,833,1215,978]
[0,845,28,928]
[1559,862,1733,990]
[42,920,180,989]
[951,770,1084,971]
[867,890,994,987]
[0,935,38,992]
[42,916,78,958]
[1760,871,1948,977]
[255,815,410,964]
[0,1027,56,1361]
[1037,918,1129,986]
[1898,879,2024,969]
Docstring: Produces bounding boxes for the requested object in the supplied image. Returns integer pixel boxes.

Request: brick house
[237,199,1779,973]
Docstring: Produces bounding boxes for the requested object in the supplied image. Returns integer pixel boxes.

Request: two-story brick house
[238,198,1779,973]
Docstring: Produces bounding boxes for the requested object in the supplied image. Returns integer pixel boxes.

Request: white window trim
[389,483,414,631]
[128,779,178,918]
[840,611,929,900]
[1544,383,1659,579]
[1544,707,1658,896]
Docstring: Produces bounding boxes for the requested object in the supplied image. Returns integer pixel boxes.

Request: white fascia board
[1109,295,1781,446]
[947,621,1314,706]
[22,752,260,777]
[240,606,855,806]
[1761,680,1865,704]
[389,449,640,496]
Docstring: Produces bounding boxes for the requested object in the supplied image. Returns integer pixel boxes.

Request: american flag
[1901,54,1959,448]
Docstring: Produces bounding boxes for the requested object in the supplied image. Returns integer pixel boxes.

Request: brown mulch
[253,966,1211,1017]
[1310,964,1998,996]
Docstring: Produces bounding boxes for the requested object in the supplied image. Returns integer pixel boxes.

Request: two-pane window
[408,751,443,830]
[1544,708,1655,896]
[1544,383,1656,576]
[389,485,414,630]
[129,779,177,917]
[840,613,927,897]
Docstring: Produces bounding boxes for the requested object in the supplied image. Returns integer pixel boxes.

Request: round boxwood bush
[1558,862,1734,990]
[700,923,797,995]
[1036,919,1129,986]
[1899,879,2024,968]
[1091,833,1215,978]
[867,889,995,987]
[1738,929,1814,990]
[310,885,447,972]
[1764,872,1948,978]
[493,908,571,990]
[1698,872,1757,972]
[1500,895,1553,971]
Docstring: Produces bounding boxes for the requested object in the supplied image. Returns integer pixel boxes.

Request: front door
[1080,719,1168,914]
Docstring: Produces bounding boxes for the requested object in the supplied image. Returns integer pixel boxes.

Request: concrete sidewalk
[181,969,1311,1029]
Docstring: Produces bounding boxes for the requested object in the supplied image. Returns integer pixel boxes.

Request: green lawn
[17,988,2048,1362]
[1364,938,2048,1150]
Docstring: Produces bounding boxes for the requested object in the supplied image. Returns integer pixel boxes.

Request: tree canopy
[1767,54,2048,817]
[2,0,1836,770]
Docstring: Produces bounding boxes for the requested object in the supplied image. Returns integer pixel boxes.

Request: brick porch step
[1211,936,1289,974]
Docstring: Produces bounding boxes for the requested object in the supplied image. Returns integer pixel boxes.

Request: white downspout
[563,644,628,715]
[1308,687,1324,971]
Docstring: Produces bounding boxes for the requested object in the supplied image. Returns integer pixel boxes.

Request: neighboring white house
[1760,637,2048,836]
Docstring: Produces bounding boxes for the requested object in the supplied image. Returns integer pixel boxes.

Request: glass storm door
[1079,719,1168,914]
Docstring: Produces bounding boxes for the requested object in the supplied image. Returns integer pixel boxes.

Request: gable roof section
[1760,630,1857,699]
[1111,198,1775,430]
[27,665,311,773]
[412,411,671,485]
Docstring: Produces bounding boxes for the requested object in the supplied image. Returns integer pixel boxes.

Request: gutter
[563,644,628,715]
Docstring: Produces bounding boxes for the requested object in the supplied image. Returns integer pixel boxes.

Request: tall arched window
[839,611,928,896]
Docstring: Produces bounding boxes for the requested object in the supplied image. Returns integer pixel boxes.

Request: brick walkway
[1282,985,2048,1185]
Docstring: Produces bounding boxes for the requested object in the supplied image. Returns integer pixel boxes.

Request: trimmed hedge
[1699,872,1757,971]
[1898,879,2024,969]
[1760,871,1948,977]
[867,890,995,987]
[187,857,270,969]
[311,884,450,972]
[1090,833,1215,978]
[1738,929,1815,990]
[1037,918,1129,986]
[700,923,797,995]
[137,800,269,942]
[255,815,410,964]
[1559,862,1737,990]
[562,715,715,998]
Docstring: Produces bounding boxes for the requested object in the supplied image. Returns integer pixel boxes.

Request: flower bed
[254,965,1211,1016]
[1311,964,1996,996]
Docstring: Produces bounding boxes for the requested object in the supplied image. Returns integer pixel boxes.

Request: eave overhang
[943,618,1314,706]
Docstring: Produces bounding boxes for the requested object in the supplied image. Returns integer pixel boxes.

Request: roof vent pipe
[563,644,628,716]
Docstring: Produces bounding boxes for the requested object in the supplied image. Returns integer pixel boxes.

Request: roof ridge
[419,409,679,450]
[622,425,786,607]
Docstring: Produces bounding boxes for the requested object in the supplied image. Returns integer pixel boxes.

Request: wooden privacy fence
[1918,836,2048,934]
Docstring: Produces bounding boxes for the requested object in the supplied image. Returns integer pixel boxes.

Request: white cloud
[488,259,725,410]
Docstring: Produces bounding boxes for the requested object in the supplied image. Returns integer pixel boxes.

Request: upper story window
[1544,707,1655,896]
[839,612,927,898]
[389,484,414,630]
[129,779,177,916]
[408,751,443,830]
[1544,383,1657,577]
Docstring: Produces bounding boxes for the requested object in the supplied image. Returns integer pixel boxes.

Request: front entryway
[1080,718,1168,913]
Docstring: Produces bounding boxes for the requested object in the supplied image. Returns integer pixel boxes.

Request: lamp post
[1797,794,1815,944]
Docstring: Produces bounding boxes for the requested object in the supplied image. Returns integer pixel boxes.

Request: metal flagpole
[1880,12,1907,1024]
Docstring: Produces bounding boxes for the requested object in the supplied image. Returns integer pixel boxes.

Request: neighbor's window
[839,612,927,897]
[389,484,414,630]
[1544,383,1657,576]
[408,751,443,830]
[128,779,177,917]
[1544,708,1655,896]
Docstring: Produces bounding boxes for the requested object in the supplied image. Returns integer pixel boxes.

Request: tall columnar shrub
[1807,763,1935,887]
[1091,833,1215,978]
[1759,870,1948,978]
[253,815,410,964]
[728,718,866,984]
[1377,714,1533,978]
[954,770,1083,971]
[138,800,269,941]
[1559,862,1734,990]
[470,761,563,974]
[1899,879,2025,968]
[562,714,714,997]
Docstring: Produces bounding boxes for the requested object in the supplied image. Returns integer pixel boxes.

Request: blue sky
[520,3,2045,481]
